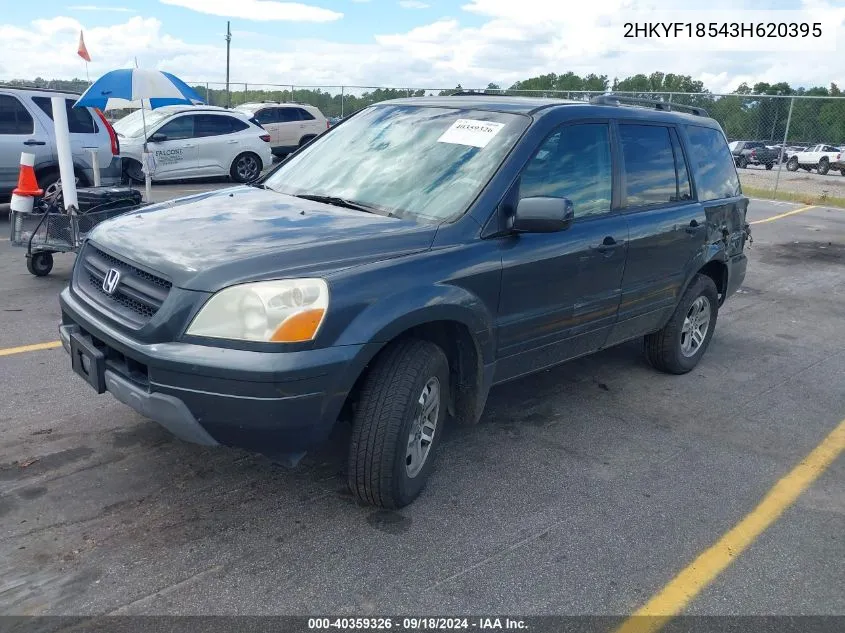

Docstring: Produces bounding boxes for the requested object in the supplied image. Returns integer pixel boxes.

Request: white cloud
[68,5,137,11]
[399,1,430,8]
[159,0,343,22]
[1,2,843,95]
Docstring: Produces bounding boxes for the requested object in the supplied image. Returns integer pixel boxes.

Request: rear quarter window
[0,95,34,134]
[684,125,741,202]
[32,96,97,134]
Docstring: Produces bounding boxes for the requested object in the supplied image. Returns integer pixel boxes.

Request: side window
[297,108,315,121]
[670,129,692,202]
[196,114,234,137]
[684,125,741,201]
[277,108,300,123]
[254,108,276,125]
[156,115,195,140]
[32,97,96,134]
[0,95,34,134]
[519,122,612,219]
[229,117,249,132]
[619,124,677,207]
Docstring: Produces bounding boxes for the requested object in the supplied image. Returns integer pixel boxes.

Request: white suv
[234,102,328,157]
[0,86,122,200]
[113,105,273,183]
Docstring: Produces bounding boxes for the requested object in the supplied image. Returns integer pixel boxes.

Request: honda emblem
[102,268,121,295]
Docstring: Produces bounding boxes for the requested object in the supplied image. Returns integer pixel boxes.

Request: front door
[0,94,53,193]
[146,114,200,179]
[494,121,629,383]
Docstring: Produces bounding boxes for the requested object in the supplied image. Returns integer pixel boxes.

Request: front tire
[765,162,773,170]
[787,157,799,171]
[230,152,262,183]
[818,158,830,175]
[347,339,450,509]
[644,274,719,375]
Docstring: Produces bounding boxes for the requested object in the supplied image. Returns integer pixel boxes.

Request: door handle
[227,139,238,144]
[23,139,46,146]
[591,236,619,254]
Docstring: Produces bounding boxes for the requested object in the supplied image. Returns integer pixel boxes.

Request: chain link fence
[4,77,844,205]
[186,82,845,205]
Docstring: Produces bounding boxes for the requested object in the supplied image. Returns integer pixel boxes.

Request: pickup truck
[728,141,779,170]
[786,144,844,175]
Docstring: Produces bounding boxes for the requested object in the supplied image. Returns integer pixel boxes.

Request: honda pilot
[59,94,751,508]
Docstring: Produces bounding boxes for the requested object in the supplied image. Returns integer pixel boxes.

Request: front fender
[332,282,495,365]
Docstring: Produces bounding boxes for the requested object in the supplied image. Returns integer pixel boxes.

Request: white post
[51,96,79,212]
[88,148,101,187]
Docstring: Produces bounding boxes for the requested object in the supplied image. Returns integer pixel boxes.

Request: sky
[1,0,844,94]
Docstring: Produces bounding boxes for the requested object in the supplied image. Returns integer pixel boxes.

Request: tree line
[8,71,845,144]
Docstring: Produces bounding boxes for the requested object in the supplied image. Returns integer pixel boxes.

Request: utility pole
[225,21,231,109]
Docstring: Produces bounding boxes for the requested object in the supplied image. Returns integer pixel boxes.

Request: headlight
[186,279,329,343]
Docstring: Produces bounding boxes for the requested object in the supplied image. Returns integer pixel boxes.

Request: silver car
[0,86,122,200]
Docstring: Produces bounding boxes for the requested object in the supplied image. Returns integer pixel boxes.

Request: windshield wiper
[293,193,383,215]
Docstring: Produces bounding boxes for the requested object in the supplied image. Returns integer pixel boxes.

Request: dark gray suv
[59,94,750,508]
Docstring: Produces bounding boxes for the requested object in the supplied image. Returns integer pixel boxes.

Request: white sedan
[113,105,274,183]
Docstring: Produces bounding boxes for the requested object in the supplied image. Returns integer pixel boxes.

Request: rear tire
[347,339,450,509]
[765,162,773,170]
[738,156,748,169]
[230,152,262,183]
[644,275,719,375]
[27,252,54,277]
[818,158,830,175]
[124,160,145,184]
[299,135,317,147]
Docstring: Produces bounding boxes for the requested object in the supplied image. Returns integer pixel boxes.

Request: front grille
[75,244,171,327]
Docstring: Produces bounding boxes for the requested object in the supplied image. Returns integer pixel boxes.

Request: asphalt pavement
[0,187,842,619]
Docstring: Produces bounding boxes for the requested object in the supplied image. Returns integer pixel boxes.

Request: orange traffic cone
[12,152,43,199]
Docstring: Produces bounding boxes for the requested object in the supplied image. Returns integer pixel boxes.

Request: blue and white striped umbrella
[74,68,204,111]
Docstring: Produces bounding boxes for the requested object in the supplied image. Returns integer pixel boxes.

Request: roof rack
[590,94,709,117]
[0,84,82,96]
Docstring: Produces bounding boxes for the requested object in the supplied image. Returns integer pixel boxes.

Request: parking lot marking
[749,205,816,225]
[614,417,845,633]
[0,341,62,357]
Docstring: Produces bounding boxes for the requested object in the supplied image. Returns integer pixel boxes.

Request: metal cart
[10,188,143,277]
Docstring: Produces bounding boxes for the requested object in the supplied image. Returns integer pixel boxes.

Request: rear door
[0,93,53,194]
[146,114,200,179]
[194,114,250,175]
[30,96,102,177]
[605,121,706,345]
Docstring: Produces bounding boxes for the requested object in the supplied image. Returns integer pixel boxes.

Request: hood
[87,186,437,292]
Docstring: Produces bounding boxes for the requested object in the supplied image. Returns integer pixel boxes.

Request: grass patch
[743,185,845,209]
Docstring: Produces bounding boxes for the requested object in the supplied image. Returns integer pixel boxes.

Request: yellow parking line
[614,417,845,633]
[0,341,62,357]
[749,205,816,225]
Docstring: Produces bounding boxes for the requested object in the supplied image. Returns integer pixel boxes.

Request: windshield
[263,104,529,223]
[112,109,172,138]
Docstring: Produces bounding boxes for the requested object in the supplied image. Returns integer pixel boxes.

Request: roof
[0,84,82,96]
[369,94,718,126]
[236,101,317,110]
[146,104,247,116]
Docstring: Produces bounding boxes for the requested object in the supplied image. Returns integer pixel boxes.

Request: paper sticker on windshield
[437,119,505,148]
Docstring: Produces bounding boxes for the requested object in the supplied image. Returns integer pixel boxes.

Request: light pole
[225,21,231,109]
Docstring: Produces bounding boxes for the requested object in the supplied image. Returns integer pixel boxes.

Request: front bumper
[59,286,369,454]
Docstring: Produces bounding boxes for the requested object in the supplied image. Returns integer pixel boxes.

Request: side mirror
[511,197,574,233]
[148,132,167,143]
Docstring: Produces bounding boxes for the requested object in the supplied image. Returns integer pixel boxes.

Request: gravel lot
[738,163,845,200]
[0,185,843,621]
